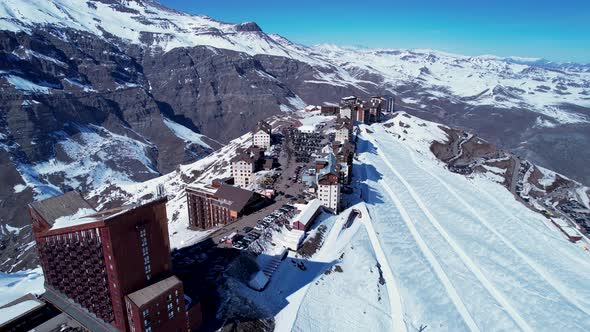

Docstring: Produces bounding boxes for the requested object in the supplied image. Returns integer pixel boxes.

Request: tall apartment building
[252,120,272,148]
[339,106,353,119]
[340,96,364,121]
[231,153,255,188]
[186,181,265,230]
[368,96,385,123]
[335,119,352,143]
[336,141,355,185]
[28,191,193,332]
[125,276,187,332]
[317,173,340,212]
[385,95,395,113]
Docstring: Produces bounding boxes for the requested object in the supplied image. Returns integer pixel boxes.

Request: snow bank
[0,300,43,325]
[162,117,212,149]
[50,208,98,230]
[0,268,44,307]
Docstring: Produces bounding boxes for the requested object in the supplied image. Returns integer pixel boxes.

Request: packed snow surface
[344,115,590,331]
[0,268,44,307]
[50,208,97,230]
[0,299,43,325]
[162,117,213,149]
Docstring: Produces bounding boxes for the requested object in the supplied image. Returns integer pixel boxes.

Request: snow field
[355,120,590,331]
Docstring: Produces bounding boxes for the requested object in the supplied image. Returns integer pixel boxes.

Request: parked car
[242,226,253,233]
[232,243,246,250]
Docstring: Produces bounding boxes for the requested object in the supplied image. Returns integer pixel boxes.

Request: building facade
[186,182,265,230]
[231,155,255,188]
[317,173,340,212]
[368,96,385,123]
[335,122,351,143]
[339,106,353,119]
[252,120,272,148]
[125,276,187,332]
[28,192,193,332]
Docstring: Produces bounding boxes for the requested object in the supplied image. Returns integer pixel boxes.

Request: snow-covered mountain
[2,0,589,121]
[1,0,590,273]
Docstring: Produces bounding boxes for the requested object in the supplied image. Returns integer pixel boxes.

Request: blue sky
[161,0,590,63]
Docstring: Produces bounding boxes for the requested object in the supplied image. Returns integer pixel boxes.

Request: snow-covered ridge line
[2,0,590,125]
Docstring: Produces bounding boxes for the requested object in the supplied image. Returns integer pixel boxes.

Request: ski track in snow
[358,205,408,332]
[369,134,534,332]
[355,118,590,331]
[397,139,590,318]
[358,139,481,332]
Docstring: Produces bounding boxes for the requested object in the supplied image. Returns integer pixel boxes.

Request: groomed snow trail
[369,135,535,332]
[359,204,408,332]
[359,159,481,332]
[354,118,590,331]
[398,142,590,317]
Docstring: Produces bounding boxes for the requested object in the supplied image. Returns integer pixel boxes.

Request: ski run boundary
[358,204,408,332]
[369,134,534,332]
[358,147,482,332]
[399,141,590,317]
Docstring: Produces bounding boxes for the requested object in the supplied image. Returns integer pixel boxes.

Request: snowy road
[355,122,590,331]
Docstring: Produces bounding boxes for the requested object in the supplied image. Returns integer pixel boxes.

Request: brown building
[28,191,196,332]
[320,106,340,115]
[355,107,369,123]
[125,276,188,332]
[186,182,266,230]
[368,96,385,123]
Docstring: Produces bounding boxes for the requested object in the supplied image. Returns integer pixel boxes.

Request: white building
[335,121,352,143]
[252,120,272,148]
[317,173,340,212]
[231,153,255,188]
[339,106,353,119]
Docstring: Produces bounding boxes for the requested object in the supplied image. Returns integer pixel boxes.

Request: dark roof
[29,191,95,226]
[43,287,118,332]
[318,173,339,186]
[253,120,271,134]
[263,158,273,169]
[126,276,182,308]
[336,121,352,130]
[215,184,260,212]
[231,152,255,163]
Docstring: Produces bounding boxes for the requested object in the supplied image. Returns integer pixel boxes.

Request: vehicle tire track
[397,141,590,317]
[358,140,481,332]
[369,135,533,332]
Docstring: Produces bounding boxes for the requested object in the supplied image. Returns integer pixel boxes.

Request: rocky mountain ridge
[1,0,589,271]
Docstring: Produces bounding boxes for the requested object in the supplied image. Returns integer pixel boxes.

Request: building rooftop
[292,199,322,229]
[215,184,260,212]
[126,276,182,308]
[31,192,168,232]
[318,173,339,186]
[43,287,118,332]
[29,191,95,226]
[231,152,255,164]
[253,120,271,134]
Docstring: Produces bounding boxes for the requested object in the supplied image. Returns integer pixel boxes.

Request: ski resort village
[2,95,590,332]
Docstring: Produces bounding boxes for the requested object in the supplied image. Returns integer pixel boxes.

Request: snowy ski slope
[348,116,590,331]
